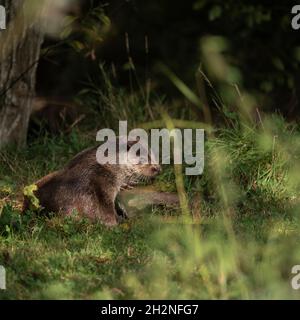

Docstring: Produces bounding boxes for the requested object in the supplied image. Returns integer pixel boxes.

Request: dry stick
[65,114,86,133]
[233,83,254,125]
[120,187,180,208]
[196,68,213,125]
[197,68,226,118]
[32,97,77,112]
[256,107,265,130]
[0,59,39,99]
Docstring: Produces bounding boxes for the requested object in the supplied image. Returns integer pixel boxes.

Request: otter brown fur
[23,140,161,226]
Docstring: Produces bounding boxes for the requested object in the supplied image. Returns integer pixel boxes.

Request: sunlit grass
[1,35,300,299]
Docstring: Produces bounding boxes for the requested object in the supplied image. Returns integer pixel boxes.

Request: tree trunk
[0,0,43,148]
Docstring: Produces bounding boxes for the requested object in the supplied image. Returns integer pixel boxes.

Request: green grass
[0,204,299,299]
[0,207,155,299]
[1,114,300,299]
[1,62,300,299]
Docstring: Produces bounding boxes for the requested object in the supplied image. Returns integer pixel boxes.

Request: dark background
[36,0,300,119]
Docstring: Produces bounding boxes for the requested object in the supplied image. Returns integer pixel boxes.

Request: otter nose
[151,165,161,174]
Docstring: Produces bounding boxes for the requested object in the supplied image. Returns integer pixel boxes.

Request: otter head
[127,139,161,176]
[96,137,161,189]
[118,138,161,188]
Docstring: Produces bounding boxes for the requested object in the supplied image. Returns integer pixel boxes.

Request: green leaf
[157,63,204,110]
[209,5,222,21]
[23,184,40,210]
[70,41,85,52]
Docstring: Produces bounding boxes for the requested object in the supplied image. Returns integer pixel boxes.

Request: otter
[23,139,161,226]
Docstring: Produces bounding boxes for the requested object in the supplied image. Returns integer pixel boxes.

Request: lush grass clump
[0,204,156,299]
[200,116,300,213]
